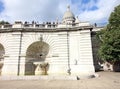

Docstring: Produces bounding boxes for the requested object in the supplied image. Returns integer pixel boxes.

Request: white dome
[62,6,75,23]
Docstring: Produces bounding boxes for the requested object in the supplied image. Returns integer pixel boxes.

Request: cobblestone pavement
[0,72,120,89]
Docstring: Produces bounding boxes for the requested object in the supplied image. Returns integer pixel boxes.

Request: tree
[108,5,120,30]
[0,20,9,25]
[97,5,120,66]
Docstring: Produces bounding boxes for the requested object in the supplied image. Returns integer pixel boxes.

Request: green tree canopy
[108,5,120,30]
[98,5,120,63]
[0,20,9,25]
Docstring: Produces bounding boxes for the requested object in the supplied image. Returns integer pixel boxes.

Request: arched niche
[25,41,49,75]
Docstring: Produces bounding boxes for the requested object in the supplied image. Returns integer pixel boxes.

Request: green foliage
[109,5,120,30]
[96,28,106,42]
[0,20,9,25]
[98,30,120,62]
[97,5,120,63]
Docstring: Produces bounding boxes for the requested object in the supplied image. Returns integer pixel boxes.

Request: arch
[25,41,50,75]
[22,34,57,58]
[0,43,5,75]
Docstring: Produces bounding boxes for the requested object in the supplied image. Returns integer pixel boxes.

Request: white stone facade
[0,29,94,76]
[0,6,101,77]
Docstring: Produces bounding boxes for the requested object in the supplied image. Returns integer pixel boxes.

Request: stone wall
[0,29,95,76]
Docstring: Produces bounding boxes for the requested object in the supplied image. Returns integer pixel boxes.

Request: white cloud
[78,0,120,24]
[0,0,120,24]
[0,0,70,23]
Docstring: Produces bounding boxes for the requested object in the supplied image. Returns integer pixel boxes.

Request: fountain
[25,35,50,75]
[33,62,49,75]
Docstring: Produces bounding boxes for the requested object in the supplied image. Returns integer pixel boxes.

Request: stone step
[0,73,98,80]
[0,75,77,80]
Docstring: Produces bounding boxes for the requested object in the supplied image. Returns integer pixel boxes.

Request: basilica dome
[62,6,75,24]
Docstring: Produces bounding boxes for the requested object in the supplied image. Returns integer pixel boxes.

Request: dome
[62,6,75,23]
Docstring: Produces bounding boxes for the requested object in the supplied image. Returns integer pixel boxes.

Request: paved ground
[0,71,120,89]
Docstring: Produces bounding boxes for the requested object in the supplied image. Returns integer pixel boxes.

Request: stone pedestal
[33,62,49,75]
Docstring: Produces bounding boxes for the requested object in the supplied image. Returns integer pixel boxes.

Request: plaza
[0,72,120,89]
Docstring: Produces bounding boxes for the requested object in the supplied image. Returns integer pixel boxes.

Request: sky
[0,0,120,25]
